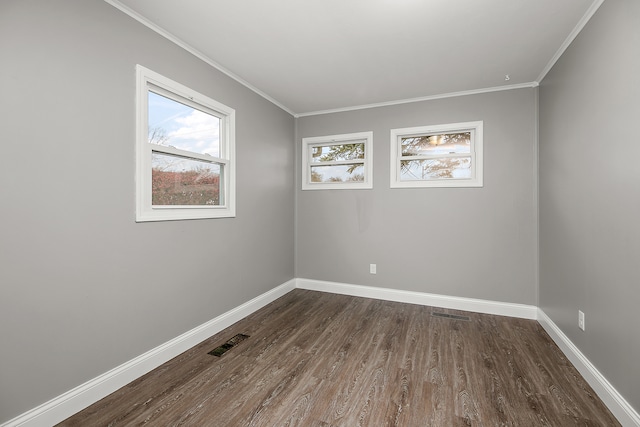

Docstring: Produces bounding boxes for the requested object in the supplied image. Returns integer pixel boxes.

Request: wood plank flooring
[58,290,621,426]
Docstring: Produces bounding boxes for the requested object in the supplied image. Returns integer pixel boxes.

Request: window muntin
[302,132,373,190]
[390,122,483,188]
[136,65,235,221]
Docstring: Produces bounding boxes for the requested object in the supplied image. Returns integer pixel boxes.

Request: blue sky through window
[148,91,220,157]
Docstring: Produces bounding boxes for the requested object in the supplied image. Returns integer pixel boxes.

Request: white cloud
[168,110,220,157]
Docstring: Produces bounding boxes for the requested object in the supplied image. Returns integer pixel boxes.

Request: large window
[390,121,483,188]
[136,65,235,221]
[301,131,373,190]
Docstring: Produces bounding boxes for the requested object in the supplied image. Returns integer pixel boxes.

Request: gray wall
[0,0,294,422]
[296,89,538,305]
[539,0,640,412]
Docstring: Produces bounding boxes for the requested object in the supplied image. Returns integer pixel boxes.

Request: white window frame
[136,65,236,222]
[301,131,373,190]
[390,121,483,188]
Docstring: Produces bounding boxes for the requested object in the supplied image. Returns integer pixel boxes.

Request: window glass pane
[310,164,364,183]
[400,157,471,180]
[401,132,471,156]
[151,152,221,206]
[310,143,365,163]
[148,91,221,157]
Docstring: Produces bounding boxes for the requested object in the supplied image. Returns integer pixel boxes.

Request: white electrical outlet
[578,310,585,331]
[370,264,377,274]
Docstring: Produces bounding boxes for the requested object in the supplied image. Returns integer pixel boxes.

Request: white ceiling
[107,0,601,116]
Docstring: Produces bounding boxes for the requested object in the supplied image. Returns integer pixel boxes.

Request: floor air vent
[208,333,250,357]
[431,312,471,321]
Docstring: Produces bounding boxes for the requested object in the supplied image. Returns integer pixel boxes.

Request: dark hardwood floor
[59,289,620,426]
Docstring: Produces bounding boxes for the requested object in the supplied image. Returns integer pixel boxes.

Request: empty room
[1,0,638,426]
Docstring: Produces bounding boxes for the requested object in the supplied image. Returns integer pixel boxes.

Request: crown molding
[536,0,605,83]
[295,82,539,118]
[105,0,602,119]
[103,0,296,117]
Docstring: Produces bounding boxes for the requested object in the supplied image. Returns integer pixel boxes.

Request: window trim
[389,121,483,188]
[301,131,373,190]
[136,65,236,222]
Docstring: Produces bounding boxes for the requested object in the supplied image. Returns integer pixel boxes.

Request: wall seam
[534,86,540,307]
[293,118,299,278]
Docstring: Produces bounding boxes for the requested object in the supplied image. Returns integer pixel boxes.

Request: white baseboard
[296,278,538,319]
[296,279,639,425]
[6,279,637,427]
[537,309,640,427]
[1,279,297,427]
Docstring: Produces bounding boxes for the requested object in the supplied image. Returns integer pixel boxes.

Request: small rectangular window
[136,65,235,221]
[390,121,483,188]
[302,132,373,190]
